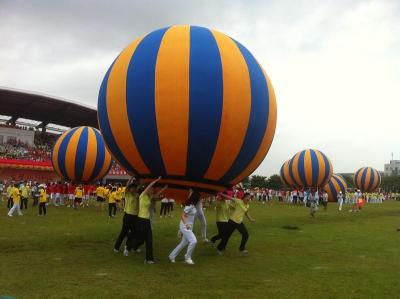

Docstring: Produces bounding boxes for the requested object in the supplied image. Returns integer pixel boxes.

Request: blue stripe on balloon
[310,150,319,187]
[221,40,269,183]
[126,27,169,175]
[367,168,375,192]
[354,168,362,188]
[97,59,137,175]
[57,128,79,180]
[74,127,88,182]
[360,168,368,192]
[297,151,307,186]
[328,181,337,199]
[288,158,297,186]
[186,26,223,180]
[92,128,106,180]
[335,176,346,194]
[321,152,330,185]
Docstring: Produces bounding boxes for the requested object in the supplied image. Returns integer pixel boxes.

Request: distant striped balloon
[51,126,112,183]
[289,149,332,188]
[353,167,381,192]
[324,174,347,202]
[280,160,298,188]
[98,25,277,198]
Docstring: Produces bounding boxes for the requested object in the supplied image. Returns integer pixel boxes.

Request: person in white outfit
[169,190,200,265]
[195,198,208,242]
[337,191,344,211]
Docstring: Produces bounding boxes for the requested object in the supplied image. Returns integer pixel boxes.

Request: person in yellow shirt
[8,183,23,217]
[74,185,84,209]
[108,187,118,218]
[130,177,167,264]
[20,182,30,211]
[114,178,140,253]
[115,184,123,210]
[38,186,47,216]
[217,192,255,255]
[210,193,230,245]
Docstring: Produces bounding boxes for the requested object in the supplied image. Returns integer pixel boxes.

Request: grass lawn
[0,199,400,299]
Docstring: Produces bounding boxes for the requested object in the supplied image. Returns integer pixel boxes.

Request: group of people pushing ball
[113,177,255,265]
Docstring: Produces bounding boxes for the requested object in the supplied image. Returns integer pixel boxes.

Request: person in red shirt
[67,183,75,207]
[83,185,91,207]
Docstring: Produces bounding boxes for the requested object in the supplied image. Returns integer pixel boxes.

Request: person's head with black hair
[242,192,252,203]
[127,181,138,193]
[186,188,201,206]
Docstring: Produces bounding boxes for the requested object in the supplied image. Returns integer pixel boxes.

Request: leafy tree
[250,175,268,188]
[266,174,283,190]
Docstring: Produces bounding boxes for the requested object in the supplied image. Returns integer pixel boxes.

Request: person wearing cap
[337,191,344,211]
[8,183,22,217]
[217,192,255,255]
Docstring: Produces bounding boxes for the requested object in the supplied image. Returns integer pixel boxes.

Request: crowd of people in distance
[0,139,52,161]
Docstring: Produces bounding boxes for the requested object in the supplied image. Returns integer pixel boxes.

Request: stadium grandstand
[0,87,129,182]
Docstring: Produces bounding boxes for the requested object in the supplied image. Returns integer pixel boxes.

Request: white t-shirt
[181,205,197,225]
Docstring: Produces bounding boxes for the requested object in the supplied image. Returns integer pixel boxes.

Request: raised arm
[142,176,162,195]
[154,184,168,199]
[220,192,235,201]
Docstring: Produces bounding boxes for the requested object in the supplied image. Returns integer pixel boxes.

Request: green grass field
[1,199,400,299]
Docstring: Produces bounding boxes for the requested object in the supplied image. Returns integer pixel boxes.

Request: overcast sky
[1,0,399,176]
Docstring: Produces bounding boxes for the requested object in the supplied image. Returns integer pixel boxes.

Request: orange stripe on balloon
[205,30,251,180]
[52,131,68,177]
[81,127,97,182]
[154,25,190,176]
[371,169,379,191]
[106,35,150,174]
[291,153,302,187]
[356,167,364,190]
[304,150,313,186]
[230,68,277,184]
[284,160,294,186]
[315,151,326,186]
[65,127,84,180]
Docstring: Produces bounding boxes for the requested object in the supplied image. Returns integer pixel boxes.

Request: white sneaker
[113,248,119,253]
[168,256,176,263]
[144,260,155,264]
[217,250,223,256]
[184,259,195,265]
[202,238,210,243]
[7,214,12,217]
[123,246,129,257]
[134,248,142,253]
[241,249,248,255]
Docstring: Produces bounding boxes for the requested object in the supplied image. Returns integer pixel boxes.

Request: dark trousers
[7,198,13,210]
[20,197,28,210]
[160,202,167,216]
[217,219,249,251]
[32,196,39,207]
[114,213,137,250]
[131,217,153,261]
[39,202,47,215]
[108,203,117,217]
[211,221,228,243]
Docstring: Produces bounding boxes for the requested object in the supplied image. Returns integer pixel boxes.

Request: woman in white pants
[337,191,344,211]
[169,190,200,265]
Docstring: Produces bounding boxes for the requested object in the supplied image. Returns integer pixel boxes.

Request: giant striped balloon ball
[51,126,112,183]
[353,167,381,192]
[289,149,332,188]
[98,25,277,197]
[324,174,347,202]
[280,159,298,188]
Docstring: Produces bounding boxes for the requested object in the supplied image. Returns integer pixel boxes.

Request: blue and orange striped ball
[353,167,381,192]
[324,174,347,202]
[98,25,277,195]
[289,149,332,188]
[51,126,112,183]
[280,159,298,188]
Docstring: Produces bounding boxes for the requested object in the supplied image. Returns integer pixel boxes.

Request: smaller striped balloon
[353,167,381,192]
[280,159,297,188]
[324,174,347,202]
[289,149,332,188]
[51,126,112,183]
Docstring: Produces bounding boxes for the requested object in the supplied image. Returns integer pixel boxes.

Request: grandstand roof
[0,87,98,129]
